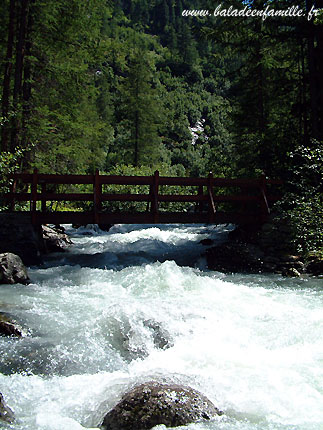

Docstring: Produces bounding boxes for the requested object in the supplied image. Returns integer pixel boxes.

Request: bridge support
[0,213,43,265]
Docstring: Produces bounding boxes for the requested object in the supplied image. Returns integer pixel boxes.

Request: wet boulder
[42,225,73,253]
[101,381,222,430]
[0,393,14,423]
[0,253,30,285]
[0,313,24,337]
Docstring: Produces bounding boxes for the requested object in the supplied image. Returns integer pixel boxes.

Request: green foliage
[102,163,193,213]
[275,141,323,254]
[0,147,25,209]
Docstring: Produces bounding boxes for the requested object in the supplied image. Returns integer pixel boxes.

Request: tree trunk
[21,0,34,169]
[11,0,30,151]
[306,0,323,141]
[300,39,309,144]
[316,21,323,140]
[1,0,16,153]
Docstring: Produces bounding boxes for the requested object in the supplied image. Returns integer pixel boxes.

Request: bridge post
[196,185,203,213]
[207,172,216,223]
[259,173,270,223]
[31,168,38,225]
[94,169,102,224]
[151,170,159,223]
[41,182,46,213]
[9,177,17,211]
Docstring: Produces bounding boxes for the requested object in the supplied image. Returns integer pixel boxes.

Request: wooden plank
[5,192,31,201]
[100,175,153,186]
[10,173,33,183]
[34,193,93,201]
[159,194,207,202]
[11,172,281,188]
[158,177,207,186]
[158,194,260,203]
[36,174,94,185]
[101,193,149,202]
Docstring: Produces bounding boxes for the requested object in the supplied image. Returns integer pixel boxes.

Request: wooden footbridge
[3,169,281,226]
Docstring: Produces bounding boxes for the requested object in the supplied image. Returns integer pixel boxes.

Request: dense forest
[0,0,322,254]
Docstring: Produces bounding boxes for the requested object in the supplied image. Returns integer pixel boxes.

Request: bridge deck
[30,211,261,225]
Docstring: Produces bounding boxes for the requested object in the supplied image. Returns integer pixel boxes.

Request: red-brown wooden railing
[3,169,282,225]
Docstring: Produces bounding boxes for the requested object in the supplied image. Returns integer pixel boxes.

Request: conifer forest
[0,0,322,254]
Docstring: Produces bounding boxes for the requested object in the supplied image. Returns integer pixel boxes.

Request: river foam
[0,224,322,430]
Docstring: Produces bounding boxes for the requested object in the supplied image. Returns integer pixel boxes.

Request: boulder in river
[0,252,30,285]
[0,313,24,337]
[101,381,222,430]
[42,225,73,253]
[0,393,14,423]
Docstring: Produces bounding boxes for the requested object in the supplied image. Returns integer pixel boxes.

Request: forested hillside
[1,0,322,252]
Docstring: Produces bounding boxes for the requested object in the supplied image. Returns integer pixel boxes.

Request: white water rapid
[0,224,322,430]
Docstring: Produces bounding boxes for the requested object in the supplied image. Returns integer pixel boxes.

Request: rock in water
[42,225,73,253]
[143,319,174,350]
[0,313,23,337]
[0,252,30,285]
[101,382,222,430]
[0,393,14,423]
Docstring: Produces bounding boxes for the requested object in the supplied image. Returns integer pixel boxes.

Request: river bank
[205,220,323,277]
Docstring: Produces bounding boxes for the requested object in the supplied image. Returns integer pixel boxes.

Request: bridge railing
[4,169,282,225]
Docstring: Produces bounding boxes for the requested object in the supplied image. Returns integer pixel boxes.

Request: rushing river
[0,224,322,430]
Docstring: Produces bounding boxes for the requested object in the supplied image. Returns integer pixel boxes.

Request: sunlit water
[0,224,322,430]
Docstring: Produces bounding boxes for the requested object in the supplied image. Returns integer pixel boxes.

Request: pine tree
[121,47,163,166]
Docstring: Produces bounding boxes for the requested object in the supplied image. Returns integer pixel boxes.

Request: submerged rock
[107,316,173,362]
[0,393,14,423]
[101,381,222,430]
[143,319,174,350]
[0,252,30,285]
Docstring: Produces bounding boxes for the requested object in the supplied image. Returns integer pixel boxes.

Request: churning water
[0,224,322,430]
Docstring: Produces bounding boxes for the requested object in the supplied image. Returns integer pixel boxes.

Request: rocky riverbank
[0,218,72,287]
[205,214,323,277]
[0,214,72,267]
